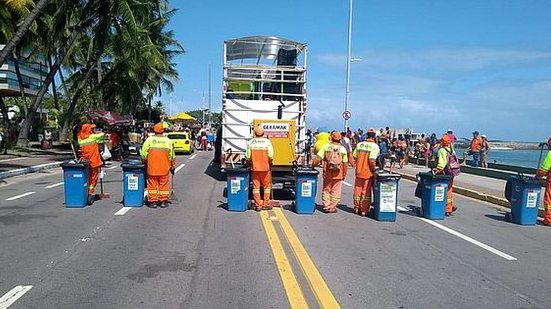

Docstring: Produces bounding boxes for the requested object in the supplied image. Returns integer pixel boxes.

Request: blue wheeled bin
[61,161,89,208]
[121,159,146,207]
[293,168,319,214]
[372,172,401,221]
[226,166,250,212]
[505,175,544,225]
[417,172,450,220]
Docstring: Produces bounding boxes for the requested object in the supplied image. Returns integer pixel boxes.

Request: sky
[164,0,551,142]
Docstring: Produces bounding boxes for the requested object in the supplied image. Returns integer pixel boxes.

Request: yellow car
[167,132,194,155]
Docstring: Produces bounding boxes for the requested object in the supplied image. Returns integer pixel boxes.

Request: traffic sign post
[343,111,351,121]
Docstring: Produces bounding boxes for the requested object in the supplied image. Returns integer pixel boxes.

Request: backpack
[444,147,461,176]
[325,145,343,170]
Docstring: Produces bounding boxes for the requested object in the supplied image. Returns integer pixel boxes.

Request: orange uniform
[536,139,551,225]
[246,131,274,210]
[436,135,456,215]
[352,137,379,215]
[316,134,348,213]
[77,124,105,196]
[141,124,175,205]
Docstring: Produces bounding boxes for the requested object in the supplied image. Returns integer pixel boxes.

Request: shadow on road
[204,161,225,182]
[484,213,508,222]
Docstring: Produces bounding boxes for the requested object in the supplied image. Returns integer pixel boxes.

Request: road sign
[343,111,351,120]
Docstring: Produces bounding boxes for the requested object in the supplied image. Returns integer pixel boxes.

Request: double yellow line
[259,208,340,308]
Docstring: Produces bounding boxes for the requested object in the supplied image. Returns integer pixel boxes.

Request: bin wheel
[505,212,512,222]
[248,200,253,210]
[415,207,422,217]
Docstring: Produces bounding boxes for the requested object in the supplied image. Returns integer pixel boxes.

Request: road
[1,150,550,308]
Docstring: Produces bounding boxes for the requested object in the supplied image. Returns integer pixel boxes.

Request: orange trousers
[252,171,271,208]
[88,166,99,195]
[353,177,373,214]
[544,180,551,224]
[147,175,170,202]
[322,178,342,210]
[446,177,454,213]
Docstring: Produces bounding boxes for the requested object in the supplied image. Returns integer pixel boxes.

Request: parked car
[167,132,194,155]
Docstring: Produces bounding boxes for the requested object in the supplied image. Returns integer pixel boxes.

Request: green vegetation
[0,0,184,146]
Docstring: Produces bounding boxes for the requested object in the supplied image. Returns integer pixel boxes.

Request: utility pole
[208,64,212,126]
[344,0,353,131]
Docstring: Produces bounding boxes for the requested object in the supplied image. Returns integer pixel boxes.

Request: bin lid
[60,160,88,168]
[124,159,143,166]
[121,163,145,169]
[295,168,319,176]
[375,172,401,181]
[225,166,250,174]
[509,175,546,186]
[417,172,450,180]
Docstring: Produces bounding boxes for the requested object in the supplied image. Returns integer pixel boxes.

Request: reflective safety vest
[141,135,175,176]
[317,142,348,180]
[538,150,551,179]
[245,137,274,172]
[353,140,379,179]
[78,133,105,168]
[436,146,454,170]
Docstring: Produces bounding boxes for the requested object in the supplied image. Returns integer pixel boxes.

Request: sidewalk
[390,163,510,207]
[0,147,74,180]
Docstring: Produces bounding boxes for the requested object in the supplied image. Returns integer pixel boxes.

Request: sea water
[456,148,546,168]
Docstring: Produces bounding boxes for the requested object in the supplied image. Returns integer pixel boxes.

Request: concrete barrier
[0,161,63,180]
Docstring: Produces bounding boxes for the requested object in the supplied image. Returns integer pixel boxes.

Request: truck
[220,36,309,189]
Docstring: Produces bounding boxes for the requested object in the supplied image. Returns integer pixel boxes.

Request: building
[0,44,48,97]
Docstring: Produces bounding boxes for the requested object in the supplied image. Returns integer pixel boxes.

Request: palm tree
[0,0,51,66]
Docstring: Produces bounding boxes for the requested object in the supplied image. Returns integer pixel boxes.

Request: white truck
[219,36,309,188]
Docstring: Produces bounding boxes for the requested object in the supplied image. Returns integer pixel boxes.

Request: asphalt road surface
[1,151,550,308]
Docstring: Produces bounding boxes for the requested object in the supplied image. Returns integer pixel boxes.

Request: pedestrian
[352,128,379,216]
[434,134,458,216]
[246,127,274,211]
[377,134,389,170]
[480,134,490,168]
[536,137,551,226]
[140,122,175,208]
[77,124,105,205]
[468,131,483,167]
[341,131,354,167]
[416,134,427,165]
[313,131,348,213]
[446,129,457,143]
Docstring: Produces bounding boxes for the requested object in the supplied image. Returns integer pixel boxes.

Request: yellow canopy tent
[169,112,197,121]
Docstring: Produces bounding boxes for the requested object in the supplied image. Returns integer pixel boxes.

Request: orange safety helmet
[78,123,94,140]
[254,126,264,137]
[331,131,342,142]
[440,134,451,147]
[153,122,164,134]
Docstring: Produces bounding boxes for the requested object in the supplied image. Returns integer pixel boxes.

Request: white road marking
[189,154,197,160]
[397,206,408,212]
[0,285,32,309]
[175,164,186,174]
[5,192,35,201]
[114,207,132,216]
[342,181,353,187]
[418,217,518,261]
[45,182,64,189]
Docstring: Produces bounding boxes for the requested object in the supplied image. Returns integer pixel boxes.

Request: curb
[0,161,64,180]
[393,171,546,218]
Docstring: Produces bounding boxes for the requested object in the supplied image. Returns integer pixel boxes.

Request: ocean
[457,148,546,168]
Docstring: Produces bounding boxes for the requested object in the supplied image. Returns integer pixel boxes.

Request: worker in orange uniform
[435,134,458,216]
[141,123,175,208]
[246,127,274,211]
[536,137,551,226]
[313,131,348,213]
[77,123,105,205]
[352,128,379,216]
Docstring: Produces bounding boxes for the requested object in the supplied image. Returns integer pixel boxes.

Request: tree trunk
[58,67,71,102]
[16,28,79,148]
[0,95,10,129]
[59,63,95,142]
[12,55,29,114]
[0,0,51,67]
[47,54,60,111]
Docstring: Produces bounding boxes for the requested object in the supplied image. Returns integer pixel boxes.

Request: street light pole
[344,0,353,131]
[208,64,212,126]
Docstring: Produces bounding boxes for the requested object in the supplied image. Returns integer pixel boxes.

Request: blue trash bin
[506,175,544,225]
[294,168,319,214]
[61,161,89,208]
[121,159,146,207]
[226,167,250,212]
[372,172,401,221]
[417,172,451,220]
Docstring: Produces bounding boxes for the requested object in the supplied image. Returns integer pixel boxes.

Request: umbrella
[87,110,133,125]
[169,112,196,121]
